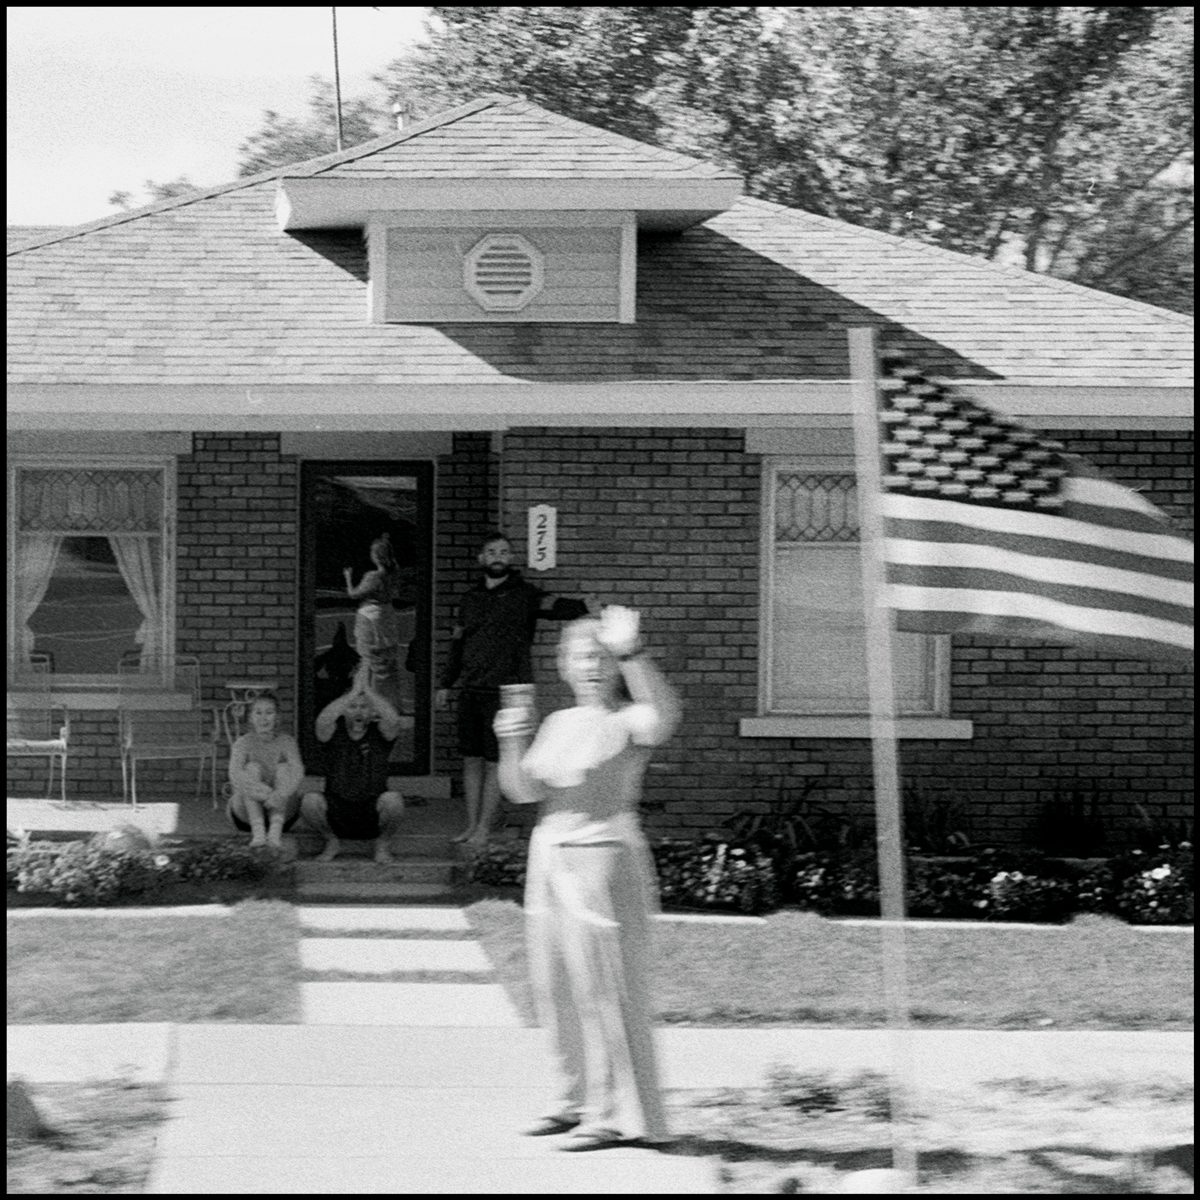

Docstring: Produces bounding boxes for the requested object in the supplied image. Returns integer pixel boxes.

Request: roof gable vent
[464,233,544,311]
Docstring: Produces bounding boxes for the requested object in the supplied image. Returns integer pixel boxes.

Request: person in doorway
[227,692,305,852]
[435,531,591,849]
[494,605,681,1151]
[343,532,402,707]
[301,667,405,864]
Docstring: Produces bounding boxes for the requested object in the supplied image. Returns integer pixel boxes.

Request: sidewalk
[8,1021,1193,1194]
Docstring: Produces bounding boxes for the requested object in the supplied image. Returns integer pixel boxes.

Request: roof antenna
[331,7,345,152]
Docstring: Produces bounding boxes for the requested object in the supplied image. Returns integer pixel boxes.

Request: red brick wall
[8,425,1191,847]
[500,426,1194,850]
[433,433,500,778]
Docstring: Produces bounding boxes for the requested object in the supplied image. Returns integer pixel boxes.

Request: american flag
[876,357,1194,663]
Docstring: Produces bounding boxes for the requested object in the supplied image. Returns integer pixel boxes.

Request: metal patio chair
[118,653,219,808]
[6,653,70,801]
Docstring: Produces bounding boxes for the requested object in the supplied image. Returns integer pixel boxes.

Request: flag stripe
[1070,475,1165,519]
[1063,499,1179,538]
[887,562,1191,627]
[886,585,1193,652]
[884,518,1194,583]
[885,538,1195,608]
[883,492,1193,564]
[892,610,1193,664]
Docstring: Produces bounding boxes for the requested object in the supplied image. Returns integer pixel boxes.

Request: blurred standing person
[343,532,402,707]
[494,605,681,1150]
[435,532,590,848]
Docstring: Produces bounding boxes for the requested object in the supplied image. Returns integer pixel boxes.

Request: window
[8,458,175,682]
[761,461,945,716]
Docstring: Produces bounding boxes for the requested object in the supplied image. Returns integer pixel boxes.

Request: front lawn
[8,899,1192,1029]
[7,1080,168,1195]
[667,1070,1194,1194]
[465,901,1195,1029]
[7,901,301,1023]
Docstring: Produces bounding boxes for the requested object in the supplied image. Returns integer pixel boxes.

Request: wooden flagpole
[848,327,918,1187]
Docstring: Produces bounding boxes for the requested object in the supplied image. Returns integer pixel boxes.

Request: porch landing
[7,776,464,845]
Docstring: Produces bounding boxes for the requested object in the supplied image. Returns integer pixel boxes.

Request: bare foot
[451,829,475,844]
[248,834,267,849]
[374,841,396,865]
[465,834,489,853]
[316,839,340,862]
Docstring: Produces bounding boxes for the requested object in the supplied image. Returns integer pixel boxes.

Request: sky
[6,6,429,227]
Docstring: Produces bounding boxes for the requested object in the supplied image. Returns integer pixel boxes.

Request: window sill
[739,717,974,740]
[7,689,194,712]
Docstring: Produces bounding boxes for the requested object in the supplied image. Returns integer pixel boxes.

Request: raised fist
[595,604,641,658]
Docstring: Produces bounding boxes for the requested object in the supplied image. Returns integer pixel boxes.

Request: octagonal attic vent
[464,233,544,311]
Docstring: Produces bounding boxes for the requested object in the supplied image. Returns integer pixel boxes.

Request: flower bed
[7,827,291,907]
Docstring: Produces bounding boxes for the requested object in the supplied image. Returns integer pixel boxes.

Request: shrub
[466,837,527,889]
[9,840,170,906]
[784,851,839,913]
[906,859,981,918]
[7,832,288,905]
[168,841,273,883]
[1110,842,1194,925]
[831,852,881,916]
[976,869,1076,923]
[653,837,779,915]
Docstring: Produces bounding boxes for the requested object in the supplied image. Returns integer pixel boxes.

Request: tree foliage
[107,175,203,212]
[227,6,1193,311]
[236,76,387,177]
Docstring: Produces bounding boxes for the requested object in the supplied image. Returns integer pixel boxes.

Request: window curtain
[109,535,162,669]
[15,534,63,664]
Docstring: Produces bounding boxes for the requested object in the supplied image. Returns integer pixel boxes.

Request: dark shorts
[324,793,385,841]
[229,806,301,834]
[457,688,501,762]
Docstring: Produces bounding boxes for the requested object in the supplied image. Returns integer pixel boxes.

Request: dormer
[274,95,742,325]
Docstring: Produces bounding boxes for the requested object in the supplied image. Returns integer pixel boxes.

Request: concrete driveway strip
[6,1023,173,1084]
[148,1152,715,1194]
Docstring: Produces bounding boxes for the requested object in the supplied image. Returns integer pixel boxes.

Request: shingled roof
[7,96,1193,391]
[7,225,64,252]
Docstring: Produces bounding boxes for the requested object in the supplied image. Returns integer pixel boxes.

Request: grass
[8,896,1193,1029]
[7,901,301,1023]
[464,901,1195,1029]
[665,1069,1195,1193]
[7,1079,169,1195]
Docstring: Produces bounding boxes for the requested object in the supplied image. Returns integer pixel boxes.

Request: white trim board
[7,383,1193,432]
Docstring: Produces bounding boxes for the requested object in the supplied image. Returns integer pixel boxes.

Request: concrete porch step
[295,859,459,887]
[297,882,460,903]
[291,832,457,859]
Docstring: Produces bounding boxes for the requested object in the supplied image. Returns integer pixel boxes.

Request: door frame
[298,459,434,775]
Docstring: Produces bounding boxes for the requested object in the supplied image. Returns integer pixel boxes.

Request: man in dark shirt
[301,673,405,864]
[436,532,590,848]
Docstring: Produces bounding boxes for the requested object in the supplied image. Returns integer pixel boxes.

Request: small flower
[154,854,171,868]
[1148,866,1172,881]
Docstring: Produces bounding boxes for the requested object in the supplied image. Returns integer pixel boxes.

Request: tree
[231,7,1193,310]
[236,76,390,176]
[108,175,203,211]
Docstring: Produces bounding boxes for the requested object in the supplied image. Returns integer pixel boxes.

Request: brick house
[7,95,1193,849]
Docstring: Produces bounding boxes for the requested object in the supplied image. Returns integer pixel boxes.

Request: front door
[299,461,433,774]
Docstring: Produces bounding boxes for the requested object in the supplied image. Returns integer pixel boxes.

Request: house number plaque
[528,504,557,572]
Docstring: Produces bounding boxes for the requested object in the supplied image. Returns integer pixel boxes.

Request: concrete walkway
[8,1022,1194,1194]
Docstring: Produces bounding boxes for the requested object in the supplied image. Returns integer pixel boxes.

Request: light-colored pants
[525,830,668,1141]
